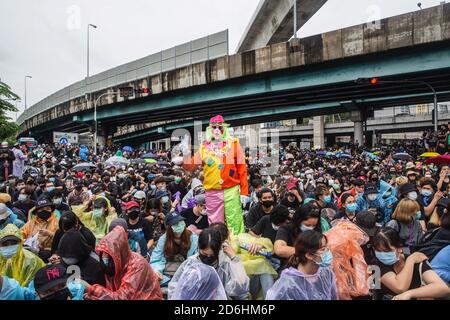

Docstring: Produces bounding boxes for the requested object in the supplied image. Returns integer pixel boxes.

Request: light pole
[93,91,120,155]
[293,0,298,39]
[87,24,97,78]
[24,75,32,110]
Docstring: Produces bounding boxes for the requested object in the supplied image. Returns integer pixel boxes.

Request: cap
[93,197,108,209]
[398,183,417,196]
[128,167,134,172]
[364,184,378,196]
[34,264,69,293]
[133,190,146,200]
[355,211,378,237]
[108,219,128,233]
[406,170,418,176]
[1,141,8,148]
[35,198,54,210]
[405,162,415,170]
[124,200,140,211]
[0,193,12,204]
[0,203,10,220]
[194,194,206,206]
[353,179,365,187]
[164,212,185,226]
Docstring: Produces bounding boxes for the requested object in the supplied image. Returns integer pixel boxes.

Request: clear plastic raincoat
[0,224,45,286]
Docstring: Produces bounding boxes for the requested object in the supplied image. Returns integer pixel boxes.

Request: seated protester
[427,198,450,230]
[21,198,59,262]
[181,194,209,235]
[431,245,450,284]
[371,227,450,300]
[246,178,263,211]
[412,203,450,261]
[333,193,358,222]
[0,224,45,287]
[169,227,249,300]
[150,212,198,287]
[167,174,188,203]
[274,203,322,268]
[154,176,172,214]
[356,183,387,225]
[12,186,35,221]
[266,230,337,300]
[144,198,166,244]
[123,201,153,256]
[181,178,204,209]
[49,189,70,218]
[11,179,26,202]
[245,188,276,231]
[50,211,96,263]
[354,211,380,264]
[280,185,303,212]
[131,190,147,212]
[91,184,122,219]
[67,179,90,206]
[418,178,443,221]
[379,180,397,225]
[168,260,227,300]
[315,185,338,212]
[0,264,85,300]
[386,199,425,255]
[337,178,365,209]
[250,205,290,245]
[57,229,106,286]
[71,196,118,243]
[392,183,425,222]
[0,203,25,230]
[83,226,163,300]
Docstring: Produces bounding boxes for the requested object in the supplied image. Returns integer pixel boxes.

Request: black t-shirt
[275,223,296,247]
[127,217,153,242]
[280,197,301,211]
[372,257,432,299]
[181,208,209,230]
[251,215,278,244]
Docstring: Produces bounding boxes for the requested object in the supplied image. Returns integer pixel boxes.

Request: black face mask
[128,210,140,220]
[199,253,218,267]
[75,185,83,191]
[37,210,52,221]
[261,200,274,208]
[103,177,110,184]
[41,287,72,300]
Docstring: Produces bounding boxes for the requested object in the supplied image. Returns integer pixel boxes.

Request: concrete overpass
[17,4,450,147]
[236,0,328,53]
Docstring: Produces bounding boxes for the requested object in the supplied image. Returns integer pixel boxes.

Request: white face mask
[407,192,418,201]
[367,194,377,202]
[272,223,280,231]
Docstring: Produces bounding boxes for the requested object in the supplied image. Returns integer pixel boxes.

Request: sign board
[53,131,79,144]
[300,141,311,150]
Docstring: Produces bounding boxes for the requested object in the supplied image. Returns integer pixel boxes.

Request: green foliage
[0,81,20,142]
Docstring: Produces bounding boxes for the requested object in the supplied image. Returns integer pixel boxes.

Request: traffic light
[119,86,134,98]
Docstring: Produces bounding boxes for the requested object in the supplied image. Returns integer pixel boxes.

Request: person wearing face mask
[378,180,398,225]
[406,170,419,186]
[56,229,106,287]
[49,189,69,217]
[371,227,450,300]
[83,226,163,300]
[181,194,209,235]
[417,178,443,221]
[181,178,203,209]
[393,183,425,220]
[0,224,45,287]
[124,201,153,255]
[334,193,358,222]
[168,173,188,201]
[315,186,337,212]
[337,178,365,209]
[21,198,59,262]
[267,230,337,300]
[12,186,35,220]
[356,184,386,225]
[150,212,198,289]
[169,227,249,300]
[0,203,24,230]
[274,204,322,268]
[245,188,275,231]
[250,205,290,245]
[67,179,90,206]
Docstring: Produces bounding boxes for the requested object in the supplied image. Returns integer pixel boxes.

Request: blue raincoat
[378,180,398,224]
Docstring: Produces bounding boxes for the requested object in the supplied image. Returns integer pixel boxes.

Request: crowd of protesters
[1,123,450,300]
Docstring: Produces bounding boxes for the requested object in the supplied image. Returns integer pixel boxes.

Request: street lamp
[87,24,98,78]
[93,91,120,155]
[24,75,32,110]
[356,77,439,131]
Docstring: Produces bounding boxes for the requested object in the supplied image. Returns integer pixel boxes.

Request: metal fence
[17,30,229,125]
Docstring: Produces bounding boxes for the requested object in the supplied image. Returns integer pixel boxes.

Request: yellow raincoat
[0,224,45,286]
[71,196,117,242]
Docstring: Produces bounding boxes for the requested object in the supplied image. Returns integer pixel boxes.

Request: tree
[0,81,20,143]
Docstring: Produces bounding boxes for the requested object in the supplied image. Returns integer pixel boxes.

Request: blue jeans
[249,274,275,300]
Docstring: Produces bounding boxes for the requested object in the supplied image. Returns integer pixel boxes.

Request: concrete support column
[313,116,325,149]
[350,110,364,146]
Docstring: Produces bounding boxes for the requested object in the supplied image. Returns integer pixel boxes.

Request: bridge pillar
[313,116,325,149]
[351,111,364,146]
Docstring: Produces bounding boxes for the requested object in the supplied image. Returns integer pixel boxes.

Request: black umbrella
[393,153,412,161]
[72,162,96,172]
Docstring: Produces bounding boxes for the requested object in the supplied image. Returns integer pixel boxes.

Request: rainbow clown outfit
[184,115,248,235]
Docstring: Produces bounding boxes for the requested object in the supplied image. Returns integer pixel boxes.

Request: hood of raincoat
[0,224,45,286]
[58,229,92,262]
[379,180,397,203]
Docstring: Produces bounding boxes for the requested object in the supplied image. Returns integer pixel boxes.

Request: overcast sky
[0,0,445,120]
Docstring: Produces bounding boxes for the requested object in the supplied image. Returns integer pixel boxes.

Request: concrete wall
[21,3,450,135]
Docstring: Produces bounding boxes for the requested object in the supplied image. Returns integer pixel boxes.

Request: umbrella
[104,156,130,166]
[336,153,352,159]
[393,153,412,161]
[316,151,326,156]
[122,146,134,153]
[157,160,170,167]
[373,151,382,155]
[144,158,157,164]
[141,152,159,159]
[72,162,96,172]
[420,152,440,158]
[424,155,450,165]
[131,158,145,164]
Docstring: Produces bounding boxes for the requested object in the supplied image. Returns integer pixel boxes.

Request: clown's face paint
[212,124,224,141]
